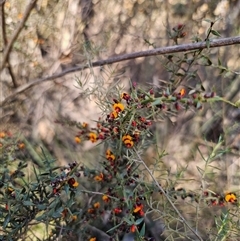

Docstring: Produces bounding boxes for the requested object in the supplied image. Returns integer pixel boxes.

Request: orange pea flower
[0,132,6,138]
[122,135,134,148]
[88,208,95,214]
[93,202,100,209]
[71,215,77,221]
[18,142,25,149]
[179,88,186,97]
[109,111,118,119]
[68,178,79,188]
[102,195,110,202]
[94,173,104,181]
[89,132,98,143]
[82,122,88,128]
[75,136,81,143]
[89,238,96,241]
[225,193,237,203]
[122,135,132,142]
[113,103,124,113]
[106,149,116,161]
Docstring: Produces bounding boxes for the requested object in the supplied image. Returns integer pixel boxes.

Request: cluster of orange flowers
[74,91,154,150]
[93,158,117,183]
[0,131,25,149]
[0,131,10,139]
[87,202,101,215]
[203,191,237,206]
[85,190,146,238]
[69,86,235,241]
[75,131,98,144]
[93,148,136,184]
[164,187,238,207]
[74,86,211,151]
[73,100,125,145]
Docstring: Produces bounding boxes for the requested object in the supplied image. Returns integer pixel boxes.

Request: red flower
[113,207,122,214]
[130,225,136,233]
[121,92,131,101]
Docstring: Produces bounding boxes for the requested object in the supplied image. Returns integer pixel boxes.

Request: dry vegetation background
[0,0,240,194]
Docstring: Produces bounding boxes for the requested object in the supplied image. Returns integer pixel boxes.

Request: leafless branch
[0,1,18,88]
[1,36,240,106]
[1,1,7,45]
[6,64,17,87]
[0,0,38,72]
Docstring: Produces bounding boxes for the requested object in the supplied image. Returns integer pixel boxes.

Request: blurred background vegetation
[0,0,240,204]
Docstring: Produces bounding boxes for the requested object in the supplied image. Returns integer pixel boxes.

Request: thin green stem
[133,148,204,241]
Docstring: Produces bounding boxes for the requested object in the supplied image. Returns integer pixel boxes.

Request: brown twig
[1,36,240,106]
[1,0,7,44]
[0,0,18,88]
[0,0,38,72]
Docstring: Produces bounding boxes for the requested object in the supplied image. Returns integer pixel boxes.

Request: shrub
[0,79,239,241]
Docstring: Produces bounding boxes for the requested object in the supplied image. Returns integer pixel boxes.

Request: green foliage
[0,72,239,240]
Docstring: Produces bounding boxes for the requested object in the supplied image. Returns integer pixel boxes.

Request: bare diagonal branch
[0,0,38,72]
[1,36,240,106]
